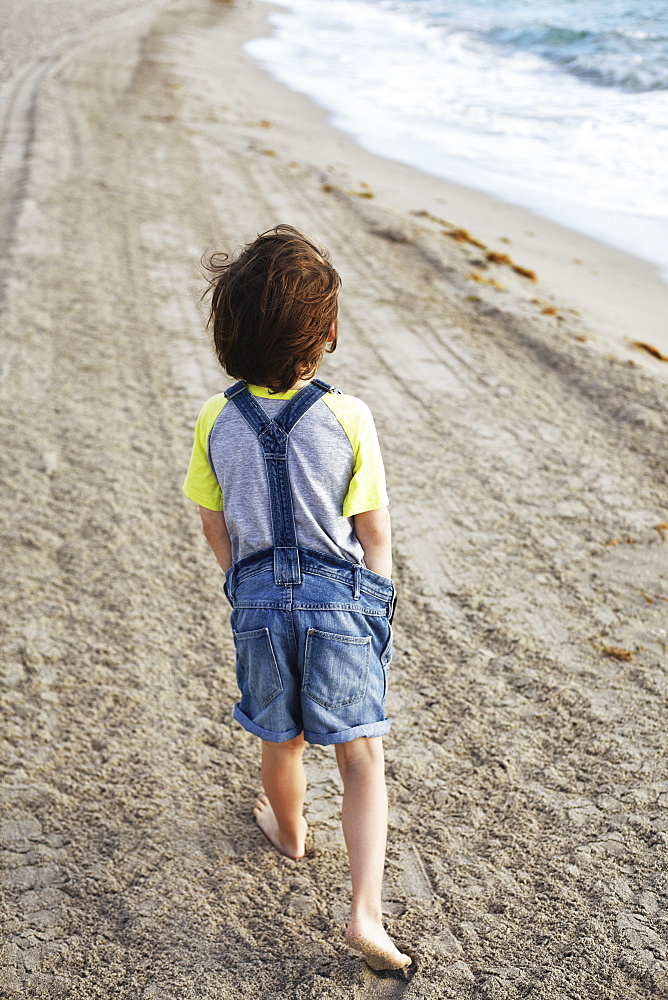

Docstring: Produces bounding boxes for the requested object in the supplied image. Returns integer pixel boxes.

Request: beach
[1,0,667,997]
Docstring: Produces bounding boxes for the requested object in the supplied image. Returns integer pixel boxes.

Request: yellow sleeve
[183,394,228,510]
[323,394,389,517]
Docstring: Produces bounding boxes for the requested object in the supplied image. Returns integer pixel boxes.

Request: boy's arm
[354,508,392,579]
[198,506,232,573]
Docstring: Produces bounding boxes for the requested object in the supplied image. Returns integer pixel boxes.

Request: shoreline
[248,0,668,288]
[239,0,668,380]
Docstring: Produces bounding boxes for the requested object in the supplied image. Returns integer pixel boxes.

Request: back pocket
[303,628,371,710]
[233,627,283,708]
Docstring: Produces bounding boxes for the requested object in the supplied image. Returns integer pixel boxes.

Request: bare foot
[253,793,307,860]
[346,918,412,971]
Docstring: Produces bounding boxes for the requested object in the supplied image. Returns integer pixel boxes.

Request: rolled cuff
[233,704,302,743]
[303,718,391,745]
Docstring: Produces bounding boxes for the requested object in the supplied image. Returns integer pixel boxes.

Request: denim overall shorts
[222,379,395,746]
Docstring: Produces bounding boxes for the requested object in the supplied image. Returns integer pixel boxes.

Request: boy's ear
[325,321,338,354]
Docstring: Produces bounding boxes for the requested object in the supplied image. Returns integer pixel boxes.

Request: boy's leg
[254,733,308,860]
[335,737,411,970]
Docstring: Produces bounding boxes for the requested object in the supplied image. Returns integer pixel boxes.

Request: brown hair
[202,225,341,393]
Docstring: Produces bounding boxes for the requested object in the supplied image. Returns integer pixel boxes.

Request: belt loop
[225,565,236,603]
[274,546,302,586]
[352,564,361,600]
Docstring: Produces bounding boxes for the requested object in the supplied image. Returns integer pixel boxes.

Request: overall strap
[223,379,333,584]
[274,379,332,433]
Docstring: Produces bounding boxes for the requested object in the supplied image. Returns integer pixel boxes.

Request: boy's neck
[254,377,314,392]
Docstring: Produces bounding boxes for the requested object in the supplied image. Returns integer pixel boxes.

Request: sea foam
[247,0,668,275]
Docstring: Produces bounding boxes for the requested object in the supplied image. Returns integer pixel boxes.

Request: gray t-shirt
[184,384,388,565]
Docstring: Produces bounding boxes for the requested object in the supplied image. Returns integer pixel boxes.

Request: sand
[1,1,667,997]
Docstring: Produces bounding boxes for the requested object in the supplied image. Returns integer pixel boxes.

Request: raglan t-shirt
[183,384,388,566]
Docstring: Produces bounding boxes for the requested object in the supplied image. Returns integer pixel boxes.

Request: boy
[183,225,410,971]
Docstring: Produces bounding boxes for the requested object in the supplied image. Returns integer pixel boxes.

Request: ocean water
[246,0,668,275]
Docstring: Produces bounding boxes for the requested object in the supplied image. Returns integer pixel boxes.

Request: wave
[248,0,668,273]
[487,22,668,92]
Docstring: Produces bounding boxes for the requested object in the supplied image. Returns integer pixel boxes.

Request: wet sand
[1,1,667,997]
